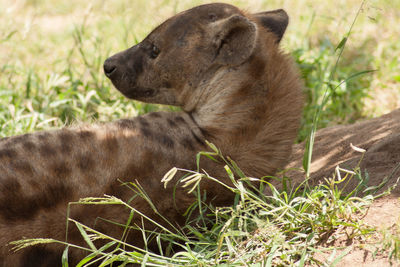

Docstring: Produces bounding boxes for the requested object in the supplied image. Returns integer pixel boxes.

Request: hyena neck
[189,49,302,177]
[190,54,270,143]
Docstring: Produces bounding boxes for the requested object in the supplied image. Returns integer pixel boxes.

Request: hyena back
[0,3,302,266]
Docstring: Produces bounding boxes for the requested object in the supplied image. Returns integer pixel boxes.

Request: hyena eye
[208,13,217,21]
[150,44,160,59]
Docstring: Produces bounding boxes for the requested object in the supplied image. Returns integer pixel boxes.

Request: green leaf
[265,245,278,267]
[75,222,97,251]
[335,37,347,51]
[303,127,316,178]
[62,246,69,267]
[329,246,353,266]
[76,254,96,267]
[76,241,118,267]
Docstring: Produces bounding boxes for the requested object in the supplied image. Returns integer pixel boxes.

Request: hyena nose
[103,58,117,78]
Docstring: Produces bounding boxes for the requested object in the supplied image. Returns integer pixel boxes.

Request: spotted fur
[0,3,302,266]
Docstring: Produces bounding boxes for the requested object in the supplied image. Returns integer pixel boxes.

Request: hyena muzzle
[0,3,302,266]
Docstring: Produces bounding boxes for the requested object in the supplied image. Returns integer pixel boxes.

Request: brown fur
[0,3,302,266]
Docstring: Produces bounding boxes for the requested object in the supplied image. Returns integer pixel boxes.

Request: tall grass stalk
[302,0,370,179]
[303,0,375,179]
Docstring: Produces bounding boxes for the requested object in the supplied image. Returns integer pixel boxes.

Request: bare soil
[287,108,400,266]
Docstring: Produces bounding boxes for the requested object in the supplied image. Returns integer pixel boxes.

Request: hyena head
[103,3,288,110]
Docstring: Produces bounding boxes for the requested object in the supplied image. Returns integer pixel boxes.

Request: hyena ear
[253,9,289,43]
[211,14,257,66]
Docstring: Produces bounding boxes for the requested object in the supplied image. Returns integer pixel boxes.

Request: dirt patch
[312,197,400,266]
[286,108,400,266]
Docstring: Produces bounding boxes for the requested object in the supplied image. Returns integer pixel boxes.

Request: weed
[11,144,380,266]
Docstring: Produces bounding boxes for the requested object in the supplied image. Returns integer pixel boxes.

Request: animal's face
[104,3,288,108]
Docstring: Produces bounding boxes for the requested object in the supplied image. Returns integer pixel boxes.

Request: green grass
[11,144,394,266]
[2,0,400,265]
[1,0,399,137]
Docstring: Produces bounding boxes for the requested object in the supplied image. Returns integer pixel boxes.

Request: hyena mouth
[122,88,156,99]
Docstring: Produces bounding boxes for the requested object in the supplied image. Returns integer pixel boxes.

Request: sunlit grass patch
[1,0,399,137]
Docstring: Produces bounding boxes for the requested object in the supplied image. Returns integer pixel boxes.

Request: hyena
[0,3,302,266]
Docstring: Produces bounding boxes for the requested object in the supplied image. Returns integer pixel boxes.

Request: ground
[314,197,400,266]
[287,108,400,266]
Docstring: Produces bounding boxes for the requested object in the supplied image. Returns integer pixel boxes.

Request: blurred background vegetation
[0,0,399,140]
